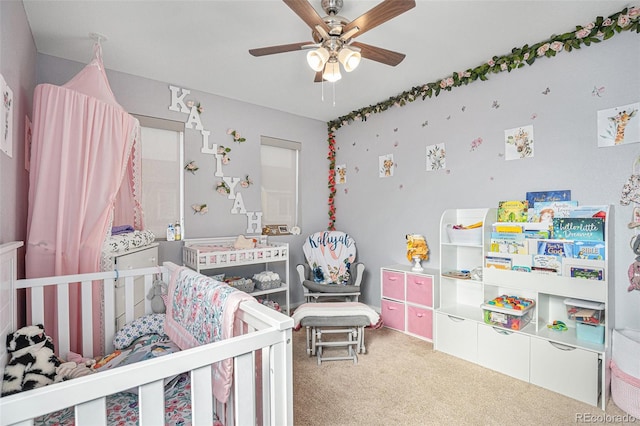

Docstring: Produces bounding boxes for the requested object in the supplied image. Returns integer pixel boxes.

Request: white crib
[0,241,293,426]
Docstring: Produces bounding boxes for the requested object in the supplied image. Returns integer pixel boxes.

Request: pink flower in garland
[618,13,631,27]
[575,28,591,39]
[536,43,550,56]
[550,41,563,52]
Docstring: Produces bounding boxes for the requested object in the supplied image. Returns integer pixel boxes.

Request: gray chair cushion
[302,280,360,293]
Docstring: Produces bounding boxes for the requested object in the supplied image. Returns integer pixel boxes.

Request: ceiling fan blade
[314,71,323,82]
[343,0,416,38]
[249,42,312,57]
[350,41,406,66]
[283,0,331,34]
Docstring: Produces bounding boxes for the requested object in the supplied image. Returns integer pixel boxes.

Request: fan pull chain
[332,81,336,107]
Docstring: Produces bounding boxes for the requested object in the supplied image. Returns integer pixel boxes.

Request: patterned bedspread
[35,373,222,426]
[164,266,255,403]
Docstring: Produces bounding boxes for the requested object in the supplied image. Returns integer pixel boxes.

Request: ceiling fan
[249,0,416,83]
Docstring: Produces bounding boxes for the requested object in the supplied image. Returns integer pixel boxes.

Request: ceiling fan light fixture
[307,47,330,72]
[323,58,342,82]
[338,47,361,72]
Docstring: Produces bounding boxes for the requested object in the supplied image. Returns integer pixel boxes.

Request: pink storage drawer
[381,299,405,331]
[407,305,433,340]
[406,273,433,307]
[382,270,405,300]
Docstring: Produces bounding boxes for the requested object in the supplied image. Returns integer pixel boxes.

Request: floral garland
[327,131,337,230]
[327,6,639,131]
[324,6,639,227]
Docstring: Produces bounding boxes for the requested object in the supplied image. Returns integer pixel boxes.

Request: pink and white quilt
[164,266,254,403]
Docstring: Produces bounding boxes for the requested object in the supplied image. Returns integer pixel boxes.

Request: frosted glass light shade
[307,47,329,72]
[323,59,342,82]
[338,48,361,72]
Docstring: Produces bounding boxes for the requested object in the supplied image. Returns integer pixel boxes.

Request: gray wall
[333,31,640,329]
[0,1,37,275]
[32,53,329,305]
[3,2,639,327]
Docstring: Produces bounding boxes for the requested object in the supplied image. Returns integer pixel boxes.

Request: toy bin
[481,295,535,331]
[446,225,482,245]
[576,322,605,344]
[563,298,605,325]
[611,328,640,418]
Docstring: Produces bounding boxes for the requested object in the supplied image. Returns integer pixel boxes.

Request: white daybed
[0,241,293,426]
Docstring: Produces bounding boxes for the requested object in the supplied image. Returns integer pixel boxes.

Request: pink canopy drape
[26,45,143,355]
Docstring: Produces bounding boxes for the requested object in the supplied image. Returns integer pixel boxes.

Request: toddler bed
[0,241,293,426]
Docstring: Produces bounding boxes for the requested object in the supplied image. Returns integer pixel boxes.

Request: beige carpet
[292,326,632,426]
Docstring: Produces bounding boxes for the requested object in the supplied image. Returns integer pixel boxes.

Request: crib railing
[0,261,294,426]
[13,265,164,358]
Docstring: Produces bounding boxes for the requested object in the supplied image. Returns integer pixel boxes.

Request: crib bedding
[33,267,251,422]
[165,266,255,403]
[1,246,294,426]
[35,334,224,425]
[34,373,222,426]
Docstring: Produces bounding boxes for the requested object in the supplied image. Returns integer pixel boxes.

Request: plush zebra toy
[2,324,60,396]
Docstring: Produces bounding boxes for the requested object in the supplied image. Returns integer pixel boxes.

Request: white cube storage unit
[381,265,438,341]
[434,207,613,409]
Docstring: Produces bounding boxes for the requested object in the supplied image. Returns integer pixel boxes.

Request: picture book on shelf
[573,240,606,260]
[553,218,605,241]
[524,229,551,239]
[569,267,604,280]
[537,240,573,257]
[525,190,571,207]
[493,224,524,233]
[485,256,512,270]
[533,254,562,274]
[567,205,608,221]
[491,237,528,255]
[497,200,528,222]
[528,201,578,223]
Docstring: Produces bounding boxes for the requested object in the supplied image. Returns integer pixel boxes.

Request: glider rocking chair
[296,231,365,302]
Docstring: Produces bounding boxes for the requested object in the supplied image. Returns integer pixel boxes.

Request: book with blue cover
[553,218,605,241]
[573,240,606,260]
[525,190,571,208]
[537,240,573,257]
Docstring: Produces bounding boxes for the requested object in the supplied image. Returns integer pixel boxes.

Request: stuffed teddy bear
[627,235,640,292]
[2,324,60,396]
[146,279,168,313]
[628,262,640,292]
